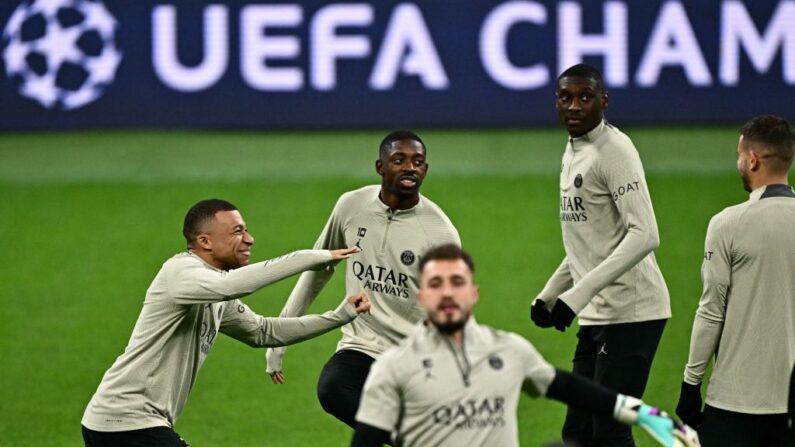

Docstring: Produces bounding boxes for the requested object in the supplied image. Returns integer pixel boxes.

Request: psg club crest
[574,174,583,188]
[488,355,503,370]
[401,250,415,266]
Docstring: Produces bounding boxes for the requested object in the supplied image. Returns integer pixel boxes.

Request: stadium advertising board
[0,0,793,129]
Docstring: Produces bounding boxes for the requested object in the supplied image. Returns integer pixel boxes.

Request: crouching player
[352,244,698,447]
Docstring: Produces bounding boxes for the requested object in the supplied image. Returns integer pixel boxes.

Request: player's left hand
[550,299,576,332]
[675,382,703,429]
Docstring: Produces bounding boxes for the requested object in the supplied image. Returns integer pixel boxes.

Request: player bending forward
[82,199,370,447]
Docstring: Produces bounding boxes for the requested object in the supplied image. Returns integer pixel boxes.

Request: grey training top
[537,120,671,325]
[356,319,556,447]
[82,250,357,432]
[684,184,795,414]
[276,185,460,358]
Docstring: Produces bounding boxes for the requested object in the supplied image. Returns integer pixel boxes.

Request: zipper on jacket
[381,209,394,251]
[442,335,471,387]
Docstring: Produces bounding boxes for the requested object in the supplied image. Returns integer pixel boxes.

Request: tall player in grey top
[352,244,698,447]
[266,130,460,428]
[81,199,370,447]
[530,64,671,447]
[675,116,795,447]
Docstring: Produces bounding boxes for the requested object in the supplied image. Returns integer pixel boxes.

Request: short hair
[379,130,426,158]
[557,63,605,91]
[420,244,475,274]
[183,199,238,246]
[741,115,795,173]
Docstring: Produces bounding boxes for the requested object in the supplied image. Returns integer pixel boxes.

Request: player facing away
[675,116,795,447]
[265,130,460,428]
[81,199,370,447]
[529,63,671,446]
[352,244,698,447]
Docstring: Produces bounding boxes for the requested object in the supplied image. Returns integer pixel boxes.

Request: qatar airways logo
[352,260,410,298]
[560,195,587,222]
[433,397,506,430]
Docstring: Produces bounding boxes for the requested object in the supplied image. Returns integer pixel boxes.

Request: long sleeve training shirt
[684,184,795,414]
[355,318,556,447]
[82,250,357,432]
[538,120,671,325]
[275,185,460,358]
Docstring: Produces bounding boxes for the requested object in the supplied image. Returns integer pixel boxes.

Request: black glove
[675,381,703,429]
[530,300,554,328]
[550,299,575,332]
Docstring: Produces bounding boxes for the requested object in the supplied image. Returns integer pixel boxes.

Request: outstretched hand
[346,292,371,314]
[615,395,700,447]
[330,246,361,260]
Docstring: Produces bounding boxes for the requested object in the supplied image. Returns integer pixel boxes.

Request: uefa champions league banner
[0,0,793,130]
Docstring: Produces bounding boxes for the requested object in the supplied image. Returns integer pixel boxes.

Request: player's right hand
[330,246,361,260]
[530,299,554,328]
[346,292,371,314]
[266,347,286,384]
[614,395,701,447]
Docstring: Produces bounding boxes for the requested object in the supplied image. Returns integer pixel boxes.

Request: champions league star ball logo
[2,0,122,110]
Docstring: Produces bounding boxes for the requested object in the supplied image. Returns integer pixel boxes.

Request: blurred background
[1,0,792,445]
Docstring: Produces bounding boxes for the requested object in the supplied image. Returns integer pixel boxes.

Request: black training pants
[561,319,666,447]
[82,425,189,447]
[316,349,376,428]
[699,405,790,447]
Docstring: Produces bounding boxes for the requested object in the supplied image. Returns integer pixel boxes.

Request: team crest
[401,250,415,266]
[488,355,503,370]
[574,174,583,188]
[358,227,367,237]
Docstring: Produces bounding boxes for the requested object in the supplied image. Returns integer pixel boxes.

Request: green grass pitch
[0,127,747,446]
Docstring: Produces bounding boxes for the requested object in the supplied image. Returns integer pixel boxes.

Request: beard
[740,171,752,192]
[431,311,470,334]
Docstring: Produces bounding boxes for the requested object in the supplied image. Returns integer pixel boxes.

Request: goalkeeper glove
[614,394,701,447]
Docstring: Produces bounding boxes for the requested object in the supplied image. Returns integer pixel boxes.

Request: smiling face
[198,210,255,270]
[418,258,479,334]
[376,139,428,205]
[555,76,608,138]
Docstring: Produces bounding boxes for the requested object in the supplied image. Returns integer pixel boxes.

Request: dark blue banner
[1,0,793,129]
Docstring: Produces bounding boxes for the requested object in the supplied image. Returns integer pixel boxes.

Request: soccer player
[265,130,460,428]
[675,115,795,446]
[352,244,697,447]
[81,199,371,447]
[530,63,671,446]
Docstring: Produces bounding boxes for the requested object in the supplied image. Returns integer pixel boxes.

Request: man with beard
[265,131,461,429]
[351,244,698,447]
[530,63,671,446]
[675,115,795,446]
